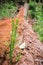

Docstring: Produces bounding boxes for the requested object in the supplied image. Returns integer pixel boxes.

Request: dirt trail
[0,4,43,65]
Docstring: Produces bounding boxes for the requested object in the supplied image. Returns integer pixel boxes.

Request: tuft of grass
[10,19,19,60]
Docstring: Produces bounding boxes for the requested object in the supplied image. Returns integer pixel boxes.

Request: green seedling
[10,19,19,60]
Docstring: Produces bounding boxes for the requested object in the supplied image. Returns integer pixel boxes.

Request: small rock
[19,42,27,49]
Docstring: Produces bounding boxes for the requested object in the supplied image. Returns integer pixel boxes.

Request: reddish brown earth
[0,6,43,65]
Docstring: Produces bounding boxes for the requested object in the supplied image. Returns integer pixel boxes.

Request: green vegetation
[10,19,19,60]
[29,1,37,18]
[33,21,43,42]
[28,1,43,21]
[35,4,43,21]
[28,1,43,41]
[0,2,17,19]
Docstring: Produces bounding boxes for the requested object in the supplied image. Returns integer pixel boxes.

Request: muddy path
[0,3,43,65]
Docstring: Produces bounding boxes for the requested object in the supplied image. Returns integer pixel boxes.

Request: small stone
[19,42,26,49]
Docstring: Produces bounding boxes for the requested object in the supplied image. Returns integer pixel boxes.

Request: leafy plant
[10,19,19,60]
